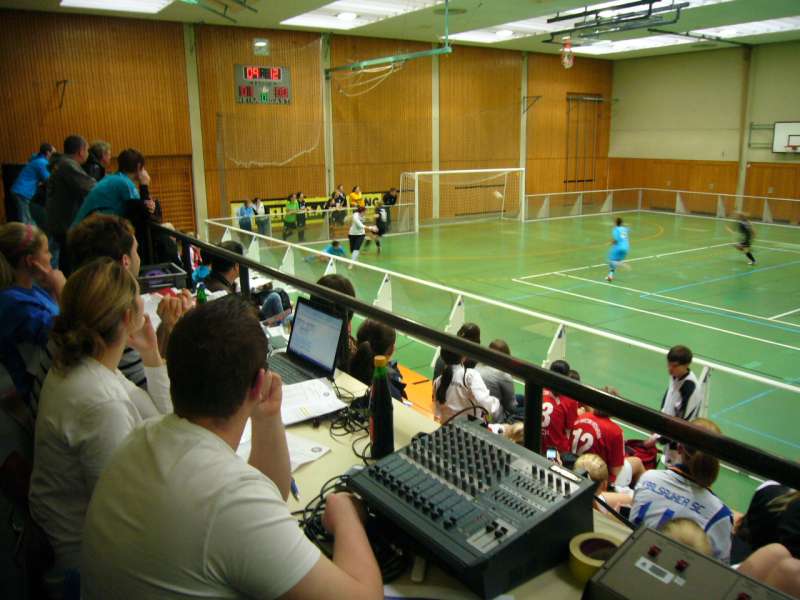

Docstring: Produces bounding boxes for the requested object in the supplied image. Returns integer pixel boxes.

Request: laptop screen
[286,299,344,373]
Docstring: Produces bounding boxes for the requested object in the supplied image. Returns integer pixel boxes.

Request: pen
[290,478,300,501]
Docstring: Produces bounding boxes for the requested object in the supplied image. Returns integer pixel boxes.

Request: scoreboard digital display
[235,64,291,105]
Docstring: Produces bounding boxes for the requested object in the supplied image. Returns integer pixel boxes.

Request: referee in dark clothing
[735,212,756,265]
[382,187,398,232]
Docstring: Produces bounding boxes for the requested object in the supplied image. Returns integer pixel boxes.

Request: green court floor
[262,211,800,510]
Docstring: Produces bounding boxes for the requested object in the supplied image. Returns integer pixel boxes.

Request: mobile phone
[546,447,557,461]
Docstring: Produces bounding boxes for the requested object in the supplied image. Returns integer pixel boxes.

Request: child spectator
[348,185,364,209]
[661,519,712,556]
[645,345,704,465]
[434,322,481,380]
[0,224,65,406]
[574,453,633,514]
[540,360,580,455]
[570,393,645,489]
[476,339,517,417]
[237,198,255,232]
[433,348,500,423]
[283,193,299,241]
[253,197,269,235]
[631,418,733,562]
[350,319,406,400]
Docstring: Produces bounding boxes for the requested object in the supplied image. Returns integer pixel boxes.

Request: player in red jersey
[571,391,645,487]
[540,360,580,455]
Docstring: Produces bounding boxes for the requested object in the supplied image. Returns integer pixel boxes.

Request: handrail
[204,220,800,396]
[152,222,800,490]
[524,187,800,204]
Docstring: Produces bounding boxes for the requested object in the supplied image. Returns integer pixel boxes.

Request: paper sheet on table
[142,293,163,331]
[281,378,346,425]
[236,420,330,472]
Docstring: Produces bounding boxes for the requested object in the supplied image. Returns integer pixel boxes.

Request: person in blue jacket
[237,198,256,232]
[0,223,65,409]
[606,217,630,282]
[10,143,54,225]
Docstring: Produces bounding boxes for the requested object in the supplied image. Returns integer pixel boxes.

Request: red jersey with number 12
[541,390,580,454]
[570,413,625,476]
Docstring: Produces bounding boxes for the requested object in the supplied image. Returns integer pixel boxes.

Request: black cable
[441,404,490,426]
[593,495,636,530]
[351,431,374,465]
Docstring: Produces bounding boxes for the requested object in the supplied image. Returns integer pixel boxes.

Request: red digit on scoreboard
[270,67,281,81]
[245,66,259,80]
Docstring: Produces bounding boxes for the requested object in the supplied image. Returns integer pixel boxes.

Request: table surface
[286,371,632,599]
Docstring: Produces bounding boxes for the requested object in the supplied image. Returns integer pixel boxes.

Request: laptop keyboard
[269,355,314,385]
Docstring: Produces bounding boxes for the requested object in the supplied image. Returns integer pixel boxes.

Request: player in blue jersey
[606,217,629,282]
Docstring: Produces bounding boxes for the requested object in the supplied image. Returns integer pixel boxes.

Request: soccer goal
[400,168,525,229]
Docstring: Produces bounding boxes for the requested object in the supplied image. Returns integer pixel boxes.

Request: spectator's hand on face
[138,167,151,186]
[145,198,156,214]
[128,313,161,366]
[252,371,282,423]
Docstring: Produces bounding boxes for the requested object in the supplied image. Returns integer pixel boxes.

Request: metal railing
[152,222,800,490]
[524,187,800,223]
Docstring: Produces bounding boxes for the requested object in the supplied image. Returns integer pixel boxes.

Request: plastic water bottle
[196,282,208,304]
[369,355,394,459]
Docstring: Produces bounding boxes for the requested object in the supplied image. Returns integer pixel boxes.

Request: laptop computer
[268,297,346,385]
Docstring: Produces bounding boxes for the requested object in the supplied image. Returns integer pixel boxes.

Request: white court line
[756,243,800,255]
[511,278,800,353]
[770,307,800,320]
[518,241,732,280]
[559,273,800,329]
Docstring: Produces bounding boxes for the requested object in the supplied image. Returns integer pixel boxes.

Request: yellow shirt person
[348,186,364,209]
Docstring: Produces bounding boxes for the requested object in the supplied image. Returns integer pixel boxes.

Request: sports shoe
[748,260,755,265]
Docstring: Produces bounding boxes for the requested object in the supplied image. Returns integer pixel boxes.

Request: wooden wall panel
[196,26,324,218]
[526,54,612,195]
[438,46,522,218]
[0,9,192,224]
[744,162,800,223]
[609,158,739,190]
[331,36,432,196]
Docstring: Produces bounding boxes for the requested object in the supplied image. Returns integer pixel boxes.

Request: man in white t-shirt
[81,295,382,599]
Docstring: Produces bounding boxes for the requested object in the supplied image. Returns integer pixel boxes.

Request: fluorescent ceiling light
[448,0,734,44]
[571,34,695,55]
[60,0,172,12]
[282,0,443,31]
[254,40,267,47]
[693,16,800,38]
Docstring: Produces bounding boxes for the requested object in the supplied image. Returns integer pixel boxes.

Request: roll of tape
[569,532,622,585]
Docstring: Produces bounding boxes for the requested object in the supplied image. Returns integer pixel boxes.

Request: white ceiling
[1,0,799,59]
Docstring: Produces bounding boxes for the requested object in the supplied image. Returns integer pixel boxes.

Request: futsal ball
[493,191,504,200]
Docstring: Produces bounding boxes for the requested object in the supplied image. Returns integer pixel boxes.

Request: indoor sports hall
[1,1,799,599]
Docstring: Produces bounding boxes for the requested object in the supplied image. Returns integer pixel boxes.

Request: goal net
[400,168,525,227]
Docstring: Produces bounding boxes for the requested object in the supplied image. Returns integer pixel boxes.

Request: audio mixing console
[348,419,596,598]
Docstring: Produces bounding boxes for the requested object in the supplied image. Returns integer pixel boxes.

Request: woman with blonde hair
[0,223,65,406]
[631,418,733,562]
[29,257,172,595]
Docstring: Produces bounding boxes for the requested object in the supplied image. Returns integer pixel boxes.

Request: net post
[414,172,420,233]
[523,380,543,452]
[520,170,526,222]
